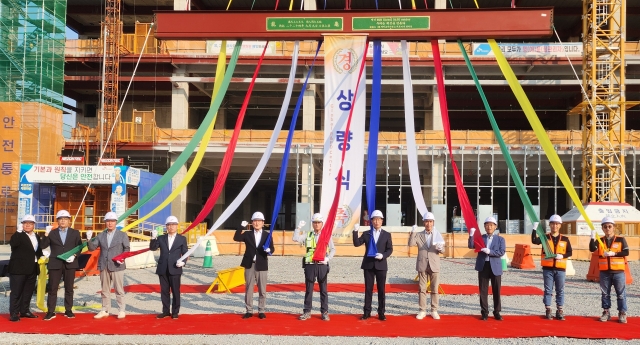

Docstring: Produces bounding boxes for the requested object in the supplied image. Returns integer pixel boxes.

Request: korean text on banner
[320,35,367,239]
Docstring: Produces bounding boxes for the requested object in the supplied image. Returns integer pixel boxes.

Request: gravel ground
[0,244,638,344]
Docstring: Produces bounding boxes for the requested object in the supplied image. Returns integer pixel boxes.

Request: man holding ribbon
[468,216,506,321]
[531,214,572,320]
[293,213,336,321]
[590,217,629,324]
[150,215,188,319]
[353,210,393,321]
[409,212,445,320]
[87,211,130,319]
[234,211,274,319]
[8,215,43,322]
[41,209,82,321]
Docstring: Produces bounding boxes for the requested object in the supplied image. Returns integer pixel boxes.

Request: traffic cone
[203,240,213,268]
[565,258,576,276]
[501,253,509,272]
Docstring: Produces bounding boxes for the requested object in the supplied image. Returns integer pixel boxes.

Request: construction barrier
[510,244,536,269]
[206,266,245,294]
[75,249,100,278]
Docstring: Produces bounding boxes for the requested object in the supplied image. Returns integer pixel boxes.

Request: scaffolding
[100,0,122,158]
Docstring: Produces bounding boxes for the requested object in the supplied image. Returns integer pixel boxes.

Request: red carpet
[123,283,542,295]
[1,313,637,339]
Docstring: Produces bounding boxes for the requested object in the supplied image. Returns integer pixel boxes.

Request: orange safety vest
[540,234,568,269]
[598,236,625,271]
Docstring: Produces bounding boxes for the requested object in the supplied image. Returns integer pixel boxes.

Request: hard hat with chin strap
[311,213,324,222]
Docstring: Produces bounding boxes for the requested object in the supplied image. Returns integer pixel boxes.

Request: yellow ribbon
[122,44,227,231]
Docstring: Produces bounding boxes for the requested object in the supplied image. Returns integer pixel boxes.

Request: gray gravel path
[0,245,637,344]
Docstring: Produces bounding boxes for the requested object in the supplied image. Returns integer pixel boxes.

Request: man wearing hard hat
[468,216,506,321]
[292,213,336,321]
[531,214,573,321]
[41,209,83,321]
[8,215,43,322]
[150,216,188,319]
[234,211,275,319]
[409,212,445,320]
[87,211,130,319]
[353,209,393,321]
[589,217,629,324]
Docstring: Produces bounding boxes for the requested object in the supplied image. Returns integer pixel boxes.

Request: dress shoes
[258,313,266,319]
[481,312,488,321]
[493,312,503,321]
[172,314,179,319]
[157,312,171,319]
[378,313,387,321]
[9,314,20,322]
[20,312,38,319]
[242,313,252,319]
[360,313,371,320]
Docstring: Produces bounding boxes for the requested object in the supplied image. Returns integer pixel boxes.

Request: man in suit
[41,209,83,321]
[234,211,275,319]
[8,215,43,321]
[468,216,506,321]
[149,215,188,319]
[352,209,393,321]
[408,212,445,320]
[86,211,130,319]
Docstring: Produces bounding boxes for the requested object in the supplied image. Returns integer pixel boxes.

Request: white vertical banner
[320,35,367,238]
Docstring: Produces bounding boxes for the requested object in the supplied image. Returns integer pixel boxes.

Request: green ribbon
[457,40,553,258]
[56,41,244,261]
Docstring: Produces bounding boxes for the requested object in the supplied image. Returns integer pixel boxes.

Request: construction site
[1,0,640,248]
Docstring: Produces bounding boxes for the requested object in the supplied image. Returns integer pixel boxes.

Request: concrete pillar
[567,115,580,130]
[435,0,446,9]
[425,156,445,207]
[301,80,315,206]
[215,107,226,129]
[425,87,443,130]
[170,64,189,220]
[303,0,317,10]
[174,0,189,10]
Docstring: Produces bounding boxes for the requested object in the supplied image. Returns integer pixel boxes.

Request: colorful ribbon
[431,40,484,250]
[312,39,369,261]
[262,41,323,252]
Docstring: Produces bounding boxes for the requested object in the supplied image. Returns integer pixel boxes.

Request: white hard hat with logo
[601,217,615,225]
[56,210,71,219]
[251,211,265,221]
[484,216,498,225]
[371,210,384,219]
[549,214,562,224]
[311,213,324,222]
[21,214,36,223]
[423,212,435,221]
[104,212,118,221]
[165,216,179,224]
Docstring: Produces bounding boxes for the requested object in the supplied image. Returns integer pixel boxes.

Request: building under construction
[1,0,640,238]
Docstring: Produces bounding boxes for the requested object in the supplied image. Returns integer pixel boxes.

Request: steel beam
[154,8,553,40]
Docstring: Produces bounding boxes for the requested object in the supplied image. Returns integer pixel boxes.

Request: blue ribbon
[263,41,323,252]
[365,40,382,257]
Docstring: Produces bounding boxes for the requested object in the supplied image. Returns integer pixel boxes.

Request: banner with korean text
[320,35,366,239]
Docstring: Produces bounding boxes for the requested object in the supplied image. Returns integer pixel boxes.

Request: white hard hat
[423,212,435,221]
[21,214,36,223]
[56,210,71,219]
[371,210,384,219]
[251,211,265,221]
[484,216,498,225]
[104,212,118,221]
[165,216,179,224]
[549,214,562,224]
[311,213,324,222]
[601,217,615,225]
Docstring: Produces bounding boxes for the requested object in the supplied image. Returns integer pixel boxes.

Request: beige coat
[408,230,443,272]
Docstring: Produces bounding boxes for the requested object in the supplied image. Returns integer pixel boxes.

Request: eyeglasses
[602,225,615,229]
[312,221,322,224]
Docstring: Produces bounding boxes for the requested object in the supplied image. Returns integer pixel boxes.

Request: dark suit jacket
[150,234,188,276]
[468,233,506,275]
[41,228,82,270]
[233,226,274,271]
[353,229,393,270]
[9,231,43,275]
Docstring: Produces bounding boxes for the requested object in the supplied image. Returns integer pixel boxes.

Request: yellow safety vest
[304,231,330,264]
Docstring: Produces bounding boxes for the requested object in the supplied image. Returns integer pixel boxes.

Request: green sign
[352,16,430,31]
[267,17,343,31]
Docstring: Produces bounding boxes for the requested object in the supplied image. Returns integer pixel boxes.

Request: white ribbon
[179,42,300,261]
[402,40,429,219]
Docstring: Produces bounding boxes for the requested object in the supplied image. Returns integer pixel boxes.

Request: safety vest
[598,236,625,271]
[540,234,568,269]
[304,231,330,264]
